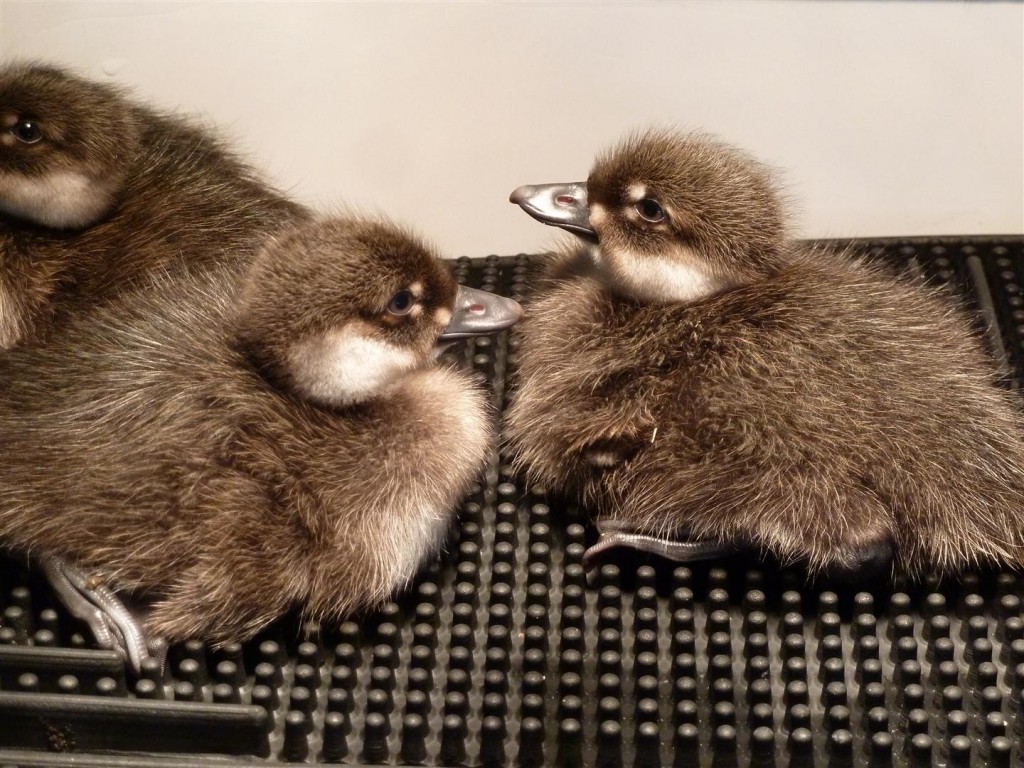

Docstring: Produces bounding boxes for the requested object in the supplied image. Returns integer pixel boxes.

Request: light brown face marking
[626,183,648,202]
[2,115,19,128]
[434,307,452,328]
[409,281,424,299]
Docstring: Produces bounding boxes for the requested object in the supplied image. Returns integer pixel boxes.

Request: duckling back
[635,249,1024,576]
[0,263,251,585]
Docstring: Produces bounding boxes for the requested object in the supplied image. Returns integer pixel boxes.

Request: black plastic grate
[1,236,1023,767]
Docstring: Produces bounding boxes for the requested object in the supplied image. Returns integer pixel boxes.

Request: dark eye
[12,119,42,144]
[387,289,415,316]
[635,198,666,223]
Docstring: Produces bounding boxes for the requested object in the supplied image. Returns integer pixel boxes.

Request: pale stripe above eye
[626,183,648,202]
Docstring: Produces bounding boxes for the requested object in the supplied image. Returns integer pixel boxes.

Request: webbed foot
[583,518,744,568]
[39,554,165,674]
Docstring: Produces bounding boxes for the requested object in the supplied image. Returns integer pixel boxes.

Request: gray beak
[439,285,523,340]
[509,182,597,241]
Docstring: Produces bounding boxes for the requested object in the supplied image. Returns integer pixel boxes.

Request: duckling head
[511,129,788,303]
[0,62,143,229]
[238,217,522,408]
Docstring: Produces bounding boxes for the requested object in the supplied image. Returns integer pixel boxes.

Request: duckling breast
[272,364,492,624]
[346,364,491,565]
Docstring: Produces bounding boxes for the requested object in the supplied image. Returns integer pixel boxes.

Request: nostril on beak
[555,195,577,206]
[468,303,486,315]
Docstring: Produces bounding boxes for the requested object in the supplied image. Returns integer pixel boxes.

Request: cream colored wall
[2,1,1022,257]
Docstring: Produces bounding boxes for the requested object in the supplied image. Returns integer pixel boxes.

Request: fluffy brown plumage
[0,61,307,348]
[0,217,495,644]
[506,129,1024,578]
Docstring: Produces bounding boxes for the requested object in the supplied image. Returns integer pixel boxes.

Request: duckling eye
[635,198,666,223]
[387,289,416,316]
[12,119,42,145]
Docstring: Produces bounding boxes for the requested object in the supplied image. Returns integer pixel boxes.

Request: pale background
[2,1,1022,258]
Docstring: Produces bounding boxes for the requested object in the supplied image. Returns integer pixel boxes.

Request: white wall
[2,1,1022,258]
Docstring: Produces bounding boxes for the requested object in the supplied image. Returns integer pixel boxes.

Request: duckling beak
[509,182,597,242]
[439,285,523,340]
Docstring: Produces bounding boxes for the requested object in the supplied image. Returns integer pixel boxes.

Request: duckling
[506,129,1024,579]
[0,216,522,667]
[0,61,307,348]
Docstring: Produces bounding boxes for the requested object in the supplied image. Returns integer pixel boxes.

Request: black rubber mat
[1,236,1022,767]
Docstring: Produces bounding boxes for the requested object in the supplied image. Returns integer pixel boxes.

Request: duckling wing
[0,267,243,580]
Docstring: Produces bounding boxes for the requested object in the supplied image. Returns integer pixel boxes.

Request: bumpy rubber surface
[1,237,1022,767]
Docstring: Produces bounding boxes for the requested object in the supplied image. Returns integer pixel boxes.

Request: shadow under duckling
[0,216,521,659]
[0,61,307,348]
[506,129,1024,580]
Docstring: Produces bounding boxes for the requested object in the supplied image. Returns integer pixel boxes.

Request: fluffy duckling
[0,216,522,663]
[506,129,1024,579]
[0,62,306,348]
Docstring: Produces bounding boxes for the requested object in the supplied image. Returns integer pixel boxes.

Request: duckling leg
[38,554,158,673]
[583,518,744,568]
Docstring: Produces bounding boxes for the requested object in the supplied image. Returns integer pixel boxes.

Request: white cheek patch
[589,203,608,227]
[286,325,420,407]
[434,307,452,328]
[607,244,726,304]
[0,169,117,229]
